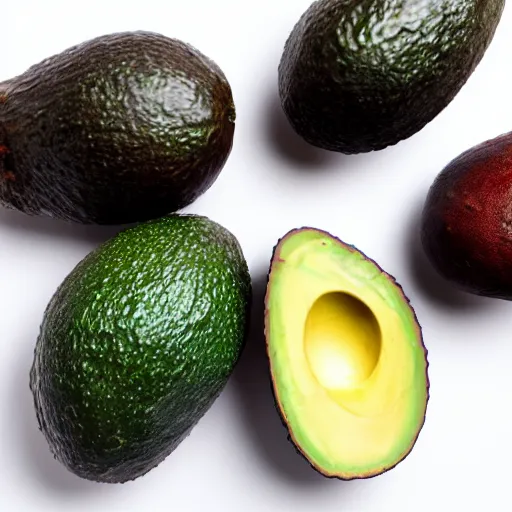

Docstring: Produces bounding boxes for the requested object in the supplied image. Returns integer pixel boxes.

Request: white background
[1,1,512,510]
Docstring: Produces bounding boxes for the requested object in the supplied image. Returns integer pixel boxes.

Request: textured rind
[30,214,251,483]
[278,0,505,154]
[0,31,235,224]
[264,227,430,479]
[421,131,512,300]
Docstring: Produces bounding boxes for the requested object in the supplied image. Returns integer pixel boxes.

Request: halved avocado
[264,228,429,479]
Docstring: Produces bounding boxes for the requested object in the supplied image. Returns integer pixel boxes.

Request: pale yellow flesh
[305,292,381,391]
[266,230,428,477]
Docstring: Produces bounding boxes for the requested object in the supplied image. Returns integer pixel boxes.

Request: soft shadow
[0,207,127,245]
[11,339,111,495]
[232,273,335,486]
[406,202,491,310]
[265,92,338,170]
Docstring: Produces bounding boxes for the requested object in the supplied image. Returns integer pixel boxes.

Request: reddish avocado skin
[421,132,512,300]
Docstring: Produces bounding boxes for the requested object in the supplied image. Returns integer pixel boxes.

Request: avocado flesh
[0,31,235,224]
[265,228,428,478]
[278,0,505,154]
[30,214,251,483]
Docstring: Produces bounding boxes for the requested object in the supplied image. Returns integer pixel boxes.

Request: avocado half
[264,228,429,479]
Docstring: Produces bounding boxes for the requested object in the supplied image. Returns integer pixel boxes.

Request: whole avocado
[421,132,512,300]
[30,214,251,483]
[0,31,235,224]
[278,0,505,154]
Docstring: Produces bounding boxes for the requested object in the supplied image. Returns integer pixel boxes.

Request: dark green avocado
[278,0,504,154]
[30,214,251,483]
[0,31,235,224]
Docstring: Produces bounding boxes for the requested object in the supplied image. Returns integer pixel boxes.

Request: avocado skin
[29,214,251,483]
[278,0,504,154]
[0,31,235,224]
[421,133,512,300]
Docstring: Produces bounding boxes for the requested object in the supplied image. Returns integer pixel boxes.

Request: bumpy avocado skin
[0,31,235,224]
[421,132,512,300]
[30,215,251,483]
[278,0,505,154]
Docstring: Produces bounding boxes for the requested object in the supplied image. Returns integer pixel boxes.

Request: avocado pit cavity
[304,292,381,392]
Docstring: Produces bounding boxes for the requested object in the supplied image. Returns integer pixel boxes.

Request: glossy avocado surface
[278,0,505,154]
[0,31,235,224]
[30,214,252,483]
[422,132,512,300]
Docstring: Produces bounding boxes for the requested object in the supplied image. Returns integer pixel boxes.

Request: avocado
[29,214,251,483]
[278,0,505,154]
[421,132,512,300]
[0,31,235,224]
[264,228,429,479]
